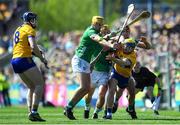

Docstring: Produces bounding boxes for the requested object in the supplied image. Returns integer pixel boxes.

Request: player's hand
[106,54,114,60]
[140,36,147,43]
[112,43,121,49]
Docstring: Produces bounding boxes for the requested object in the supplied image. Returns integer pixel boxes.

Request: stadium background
[0,0,179,111]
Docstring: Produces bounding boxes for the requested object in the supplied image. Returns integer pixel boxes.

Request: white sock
[85,103,90,111]
[152,96,161,111]
[94,107,102,114]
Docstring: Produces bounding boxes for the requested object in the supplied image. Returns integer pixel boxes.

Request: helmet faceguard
[122,38,136,53]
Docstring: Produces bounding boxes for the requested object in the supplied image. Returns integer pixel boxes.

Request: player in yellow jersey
[105,26,151,119]
[11,12,47,122]
[105,38,137,119]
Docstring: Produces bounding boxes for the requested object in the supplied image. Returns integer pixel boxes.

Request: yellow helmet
[122,38,136,48]
[92,16,104,25]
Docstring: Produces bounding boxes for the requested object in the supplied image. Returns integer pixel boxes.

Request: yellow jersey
[12,24,36,59]
[114,50,136,78]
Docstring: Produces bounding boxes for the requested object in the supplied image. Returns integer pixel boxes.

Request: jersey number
[14,31,20,44]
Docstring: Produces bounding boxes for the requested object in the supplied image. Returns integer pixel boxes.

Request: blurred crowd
[0,8,179,107]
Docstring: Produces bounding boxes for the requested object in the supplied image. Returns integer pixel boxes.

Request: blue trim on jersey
[110,68,129,89]
[11,57,36,73]
[28,35,35,38]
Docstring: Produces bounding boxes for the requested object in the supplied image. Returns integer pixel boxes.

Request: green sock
[128,105,134,111]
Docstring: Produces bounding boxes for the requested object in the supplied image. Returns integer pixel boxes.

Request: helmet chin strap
[29,20,36,29]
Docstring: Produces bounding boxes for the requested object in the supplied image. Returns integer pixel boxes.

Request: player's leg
[112,86,124,113]
[65,73,91,119]
[84,85,96,119]
[152,95,161,115]
[19,66,45,121]
[106,78,117,119]
[93,84,108,119]
[149,86,160,115]
[126,77,137,119]
[83,70,99,119]
[19,73,35,113]
[68,73,91,107]
[64,55,91,120]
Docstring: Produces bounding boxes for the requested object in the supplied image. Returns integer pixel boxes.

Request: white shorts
[71,55,91,73]
[91,70,109,87]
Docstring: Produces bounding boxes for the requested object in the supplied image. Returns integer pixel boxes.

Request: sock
[104,109,107,116]
[31,105,38,114]
[31,108,37,114]
[85,103,90,111]
[128,105,134,112]
[67,101,74,109]
[94,107,102,114]
[152,96,161,111]
[107,108,112,116]
[28,106,32,113]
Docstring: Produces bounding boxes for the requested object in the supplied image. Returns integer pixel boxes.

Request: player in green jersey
[64,16,119,120]
[83,25,112,119]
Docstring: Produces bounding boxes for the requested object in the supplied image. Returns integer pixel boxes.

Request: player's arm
[28,36,46,63]
[136,36,151,49]
[106,54,131,66]
[90,34,120,49]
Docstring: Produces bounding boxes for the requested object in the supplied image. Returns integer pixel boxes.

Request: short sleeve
[26,25,36,37]
[88,29,97,37]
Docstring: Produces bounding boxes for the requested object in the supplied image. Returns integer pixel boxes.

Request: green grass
[0,106,180,124]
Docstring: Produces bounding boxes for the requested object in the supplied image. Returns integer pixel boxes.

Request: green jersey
[75,26,100,63]
[92,44,111,72]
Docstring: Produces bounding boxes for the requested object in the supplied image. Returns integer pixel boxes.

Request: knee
[34,84,44,93]
[29,85,35,91]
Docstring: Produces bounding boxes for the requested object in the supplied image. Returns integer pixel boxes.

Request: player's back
[12,24,36,59]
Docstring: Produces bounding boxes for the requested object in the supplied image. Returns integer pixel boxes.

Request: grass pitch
[0,106,180,124]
